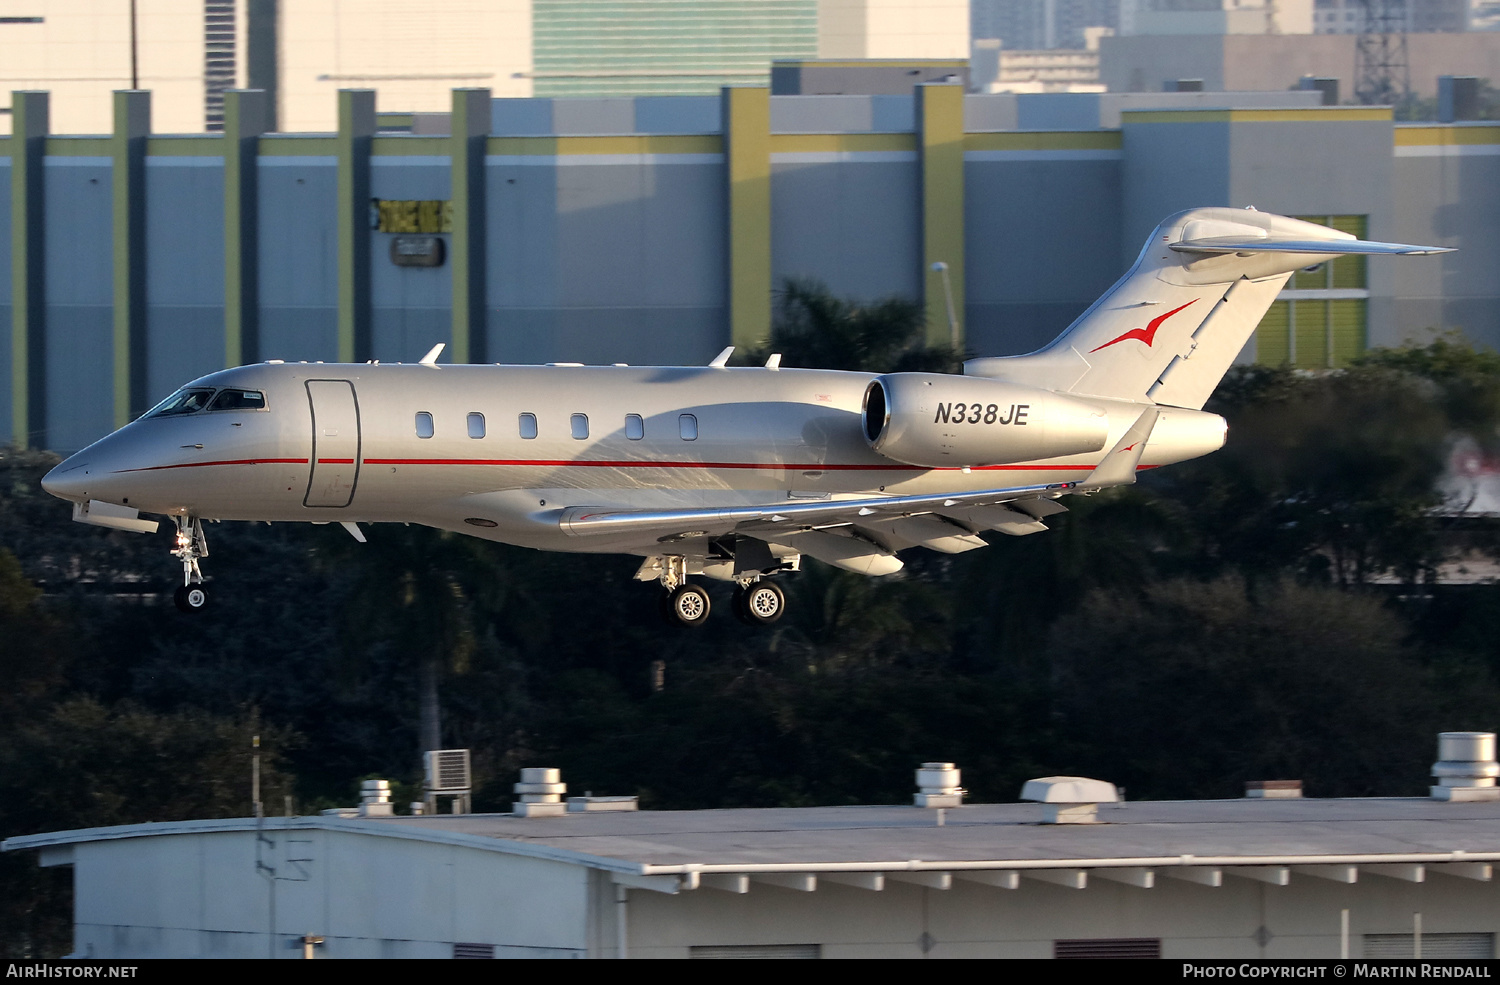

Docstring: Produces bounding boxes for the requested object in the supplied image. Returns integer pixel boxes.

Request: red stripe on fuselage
[115,457,1158,474]
[116,457,309,472]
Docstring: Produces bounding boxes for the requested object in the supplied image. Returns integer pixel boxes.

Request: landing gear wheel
[735,581,786,625]
[666,584,711,627]
[174,584,208,614]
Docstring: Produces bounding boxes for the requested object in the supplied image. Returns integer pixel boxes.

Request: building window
[679,414,698,440]
[467,413,485,439]
[625,414,644,440]
[415,412,434,438]
[571,414,589,439]
[518,413,537,439]
[1254,215,1369,369]
[203,1,237,132]
[1054,938,1162,959]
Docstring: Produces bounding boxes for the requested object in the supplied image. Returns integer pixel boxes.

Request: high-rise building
[972,0,1120,50]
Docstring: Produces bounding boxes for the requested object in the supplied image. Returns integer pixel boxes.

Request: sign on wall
[372,199,453,234]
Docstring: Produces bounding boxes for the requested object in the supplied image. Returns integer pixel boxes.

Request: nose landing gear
[171,515,209,613]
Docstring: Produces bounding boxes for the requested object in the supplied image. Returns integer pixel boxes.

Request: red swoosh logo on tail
[1089,299,1198,353]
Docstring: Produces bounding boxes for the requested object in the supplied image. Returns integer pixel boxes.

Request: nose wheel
[170,515,209,614]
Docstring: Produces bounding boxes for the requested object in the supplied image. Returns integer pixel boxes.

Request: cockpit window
[209,389,267,412]
[145,388,215,418]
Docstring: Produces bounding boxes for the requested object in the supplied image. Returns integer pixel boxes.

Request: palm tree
[745,278,963,374]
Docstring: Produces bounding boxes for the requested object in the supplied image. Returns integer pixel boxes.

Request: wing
[559,408,1158,576]
[560,479,1076,575]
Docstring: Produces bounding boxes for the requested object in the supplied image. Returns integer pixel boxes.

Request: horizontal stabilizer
[1080,407,1159,490]
[1172,237,1452,256]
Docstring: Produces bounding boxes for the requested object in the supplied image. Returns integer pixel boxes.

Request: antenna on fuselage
[708,346,734,368]
[418,343,445,367]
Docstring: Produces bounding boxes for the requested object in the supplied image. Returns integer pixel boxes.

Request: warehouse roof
[10,797,1500,891]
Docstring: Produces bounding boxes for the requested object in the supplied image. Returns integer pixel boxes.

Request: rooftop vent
[358,779,393,817]
[1021,776,1118,824]
[1246,780,1303,799]
[514,767,567,817]
[1431,732,1500,802]
[915,762,964,808]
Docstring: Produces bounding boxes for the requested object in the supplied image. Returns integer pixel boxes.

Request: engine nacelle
[862,374,1109,468]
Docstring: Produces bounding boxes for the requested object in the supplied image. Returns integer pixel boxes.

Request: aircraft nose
[41,459,93,502]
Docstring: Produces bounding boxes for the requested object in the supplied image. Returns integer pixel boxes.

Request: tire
[666,584,711,627]
[174,584,208,614]
[739,581,786,625]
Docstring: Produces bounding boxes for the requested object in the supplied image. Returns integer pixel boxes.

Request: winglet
[418,343,445,367]
[709,346,735,368]
[1079,407,1160,490]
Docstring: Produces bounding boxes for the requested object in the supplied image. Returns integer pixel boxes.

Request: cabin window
[209,389,267,412]
[625,414,644,440]
[571,414,590,440]
[518,413,537,439]
[145,388,214,418]
[415,412,434,438]
[467,413,485,439]
[679,414,698,440]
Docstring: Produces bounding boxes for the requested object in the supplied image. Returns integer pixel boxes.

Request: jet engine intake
[862,374,1109,468]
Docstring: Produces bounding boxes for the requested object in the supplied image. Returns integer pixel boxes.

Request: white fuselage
[42,361,1226,557]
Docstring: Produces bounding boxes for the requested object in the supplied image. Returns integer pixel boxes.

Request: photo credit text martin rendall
[1181,965,1494,978]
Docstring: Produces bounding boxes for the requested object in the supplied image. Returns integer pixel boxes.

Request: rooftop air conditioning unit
[426,749,472,792]
[424,749,473,814]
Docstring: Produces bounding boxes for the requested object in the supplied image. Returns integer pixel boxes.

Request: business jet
[41,208,1448,622]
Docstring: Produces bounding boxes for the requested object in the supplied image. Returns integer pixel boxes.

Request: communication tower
[1355,0,1411,106]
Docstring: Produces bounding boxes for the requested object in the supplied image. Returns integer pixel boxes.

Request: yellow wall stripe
[723,87,772,352]
[918,84,965,350]
[1122,108,1392,124]
[1394,125,1500,146]
[965,131,1121,152]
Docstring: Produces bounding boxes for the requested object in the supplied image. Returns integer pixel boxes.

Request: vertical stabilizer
[964,208,1449,410]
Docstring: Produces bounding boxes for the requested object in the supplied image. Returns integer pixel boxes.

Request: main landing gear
[171,515,209,614]
[655,556,787,628]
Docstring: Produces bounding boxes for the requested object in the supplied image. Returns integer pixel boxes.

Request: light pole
[930,260,959,350]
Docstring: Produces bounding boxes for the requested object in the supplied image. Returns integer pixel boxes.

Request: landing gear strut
[171,515,209,613]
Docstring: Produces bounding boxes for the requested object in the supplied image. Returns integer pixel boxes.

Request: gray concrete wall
[42,156,113,454]
[1121,119,1233,258]
[964,157,1124,356]
[1390,131,1500,350]
[0,155,11,443]
[771,158,921,313]
[369,157,452,364]
[485,157,728,365]
[144,158,226,408]
[256,156,338,364]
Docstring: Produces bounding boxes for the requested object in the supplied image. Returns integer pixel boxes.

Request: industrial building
[2,82,1496,454]
[9,740,1500,959]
